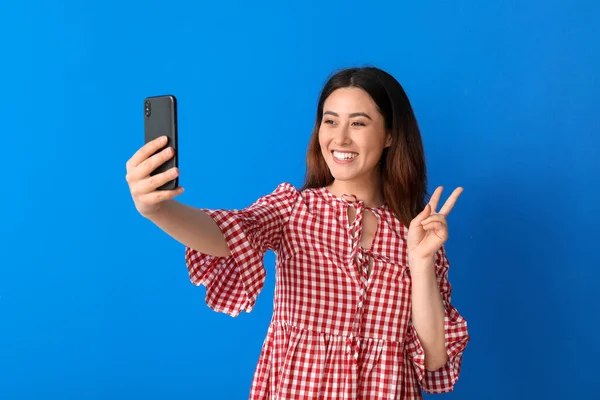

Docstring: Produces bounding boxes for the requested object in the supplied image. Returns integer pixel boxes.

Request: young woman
[125,67,469,399]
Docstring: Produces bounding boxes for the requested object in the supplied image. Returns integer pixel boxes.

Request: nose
[333,124,351,145]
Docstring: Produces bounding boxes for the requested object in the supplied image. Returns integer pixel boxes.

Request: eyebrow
[323,111,372,120]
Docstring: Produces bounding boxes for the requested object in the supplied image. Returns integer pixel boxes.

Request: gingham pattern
[186,182,469,399]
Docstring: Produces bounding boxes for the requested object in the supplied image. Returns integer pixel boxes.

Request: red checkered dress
[186,182,469,399]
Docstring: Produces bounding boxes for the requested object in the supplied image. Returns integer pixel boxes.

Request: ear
[385,132,392,148]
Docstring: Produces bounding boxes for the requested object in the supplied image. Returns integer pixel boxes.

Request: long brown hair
[301,67,428,227]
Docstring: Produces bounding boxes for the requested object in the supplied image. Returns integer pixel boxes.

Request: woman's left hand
[407,186,463,263]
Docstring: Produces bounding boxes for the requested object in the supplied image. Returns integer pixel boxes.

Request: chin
[328,165,380,186]
[328,167,361,182]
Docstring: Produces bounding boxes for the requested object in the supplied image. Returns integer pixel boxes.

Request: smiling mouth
[332,150,358,161]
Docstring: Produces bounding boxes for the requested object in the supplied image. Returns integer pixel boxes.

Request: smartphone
[143,95,178,190]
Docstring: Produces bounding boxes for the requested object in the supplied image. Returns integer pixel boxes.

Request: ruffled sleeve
[405,245,470,393]
[185,182,299,317]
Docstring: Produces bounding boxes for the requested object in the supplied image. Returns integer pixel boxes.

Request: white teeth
[333,151,358,160]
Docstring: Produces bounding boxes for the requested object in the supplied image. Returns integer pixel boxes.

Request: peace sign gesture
[407,186,463,262]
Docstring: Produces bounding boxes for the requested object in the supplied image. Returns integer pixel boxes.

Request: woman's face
[318,87,391,185]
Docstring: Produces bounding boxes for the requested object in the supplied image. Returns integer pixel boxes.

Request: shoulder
[262,182,301,200]
[266,182,321,201]
[272,182,300,195]
[259,183,332,215]
[253,182,305,212]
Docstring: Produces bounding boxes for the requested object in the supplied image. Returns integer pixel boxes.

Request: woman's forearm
[145,200,231,257]
[409,255,448,371]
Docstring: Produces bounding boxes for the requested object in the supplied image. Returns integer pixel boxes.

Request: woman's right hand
[125,136,183,217]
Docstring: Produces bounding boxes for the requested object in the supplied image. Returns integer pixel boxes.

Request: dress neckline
[317,186,388,211]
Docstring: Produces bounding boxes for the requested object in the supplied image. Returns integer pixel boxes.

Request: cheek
[358,139,385,162]
[318,131,328,152]
[362,132,387,152]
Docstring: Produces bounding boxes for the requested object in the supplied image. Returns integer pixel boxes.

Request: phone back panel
[143,95,178,190]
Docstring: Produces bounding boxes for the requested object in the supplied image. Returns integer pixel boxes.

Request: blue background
[1,0,598,399]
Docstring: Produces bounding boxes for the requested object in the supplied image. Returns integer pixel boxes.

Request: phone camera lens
[144,101,151,117]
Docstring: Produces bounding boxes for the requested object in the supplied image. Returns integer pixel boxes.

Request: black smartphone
[143,95,178,190]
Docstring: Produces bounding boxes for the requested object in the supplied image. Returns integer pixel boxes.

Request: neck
[327,176,385,208]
